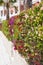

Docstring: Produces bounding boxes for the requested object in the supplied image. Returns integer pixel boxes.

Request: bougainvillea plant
[2,2,43,65]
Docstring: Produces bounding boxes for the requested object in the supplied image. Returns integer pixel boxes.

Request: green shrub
[2,2,43,64]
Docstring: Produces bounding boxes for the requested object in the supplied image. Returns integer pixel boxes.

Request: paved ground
[0,31,28,65]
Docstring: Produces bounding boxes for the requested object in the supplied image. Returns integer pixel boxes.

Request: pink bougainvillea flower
[18,45,23,49]
[34,61,41,65]
[9,17,15,25]
[9,28,14,35]
[14,45,17,50]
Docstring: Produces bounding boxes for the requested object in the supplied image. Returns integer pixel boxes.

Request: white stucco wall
[32,0,41,4]
[0,0,20,21]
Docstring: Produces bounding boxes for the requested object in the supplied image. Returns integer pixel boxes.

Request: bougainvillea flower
[9,29,14,35]
[9,17,15,25]
[14,45,17,50]
[18,45,23,49]
[40,7,43,10]
[34,61,41,65]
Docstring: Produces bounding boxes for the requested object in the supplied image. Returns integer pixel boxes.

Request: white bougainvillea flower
[40,7,43,10]
[25,14,28,19]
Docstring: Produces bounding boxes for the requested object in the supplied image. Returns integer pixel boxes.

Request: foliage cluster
[2,2,43,64]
